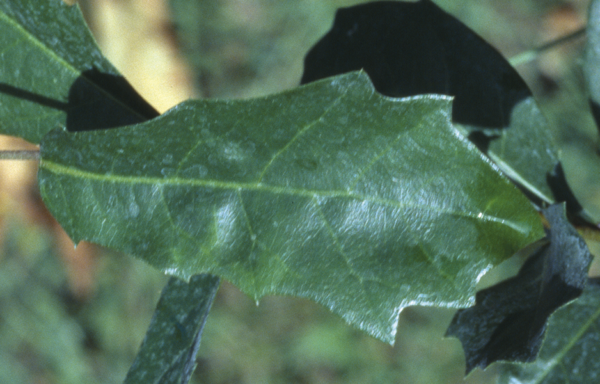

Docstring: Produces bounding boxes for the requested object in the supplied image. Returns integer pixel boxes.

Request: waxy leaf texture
[39,72,544,343]
[0,0,156,143]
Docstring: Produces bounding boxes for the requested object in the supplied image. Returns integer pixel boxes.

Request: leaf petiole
[510,27,586,66]
[0,150,40,161]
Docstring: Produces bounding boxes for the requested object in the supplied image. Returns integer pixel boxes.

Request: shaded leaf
[497,277,600,384]
[446,204,592,374]
[573,0,600,225]
[585,0,600,133]
[124,274,220,384]
[301,0,560,207]
[0,0,157,144]
[546,162,599,226]
[38,72,543,343]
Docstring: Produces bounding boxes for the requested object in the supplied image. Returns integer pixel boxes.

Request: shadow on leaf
[0,67,158,135]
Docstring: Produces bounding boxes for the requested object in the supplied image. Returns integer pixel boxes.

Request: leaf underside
[498,278,600,384]
[124,274,220,384]
[446,203,592,374]
[0,0,156,144]
[39,72,543,343]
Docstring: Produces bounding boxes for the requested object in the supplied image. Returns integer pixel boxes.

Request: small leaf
[301,0,560,207]
[498,277,600,384]
[39,72,543,343]
[446,204,592,374]
[124,274,220,384]
[0,0,157,143]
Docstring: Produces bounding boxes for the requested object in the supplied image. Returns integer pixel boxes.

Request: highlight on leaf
[38,71,544,343]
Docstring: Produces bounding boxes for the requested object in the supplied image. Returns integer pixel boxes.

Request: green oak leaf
[498,278,600,384]
[38,72,544,343]
[465,97,558,206]
[0,0,156,144]
[124,274,220,384]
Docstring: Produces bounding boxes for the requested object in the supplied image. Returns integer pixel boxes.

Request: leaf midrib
[41,159,532,235]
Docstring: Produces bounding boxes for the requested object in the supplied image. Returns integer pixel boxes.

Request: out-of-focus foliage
[168,0,350,98]
[197,292,495,384]
[0,217,167,383]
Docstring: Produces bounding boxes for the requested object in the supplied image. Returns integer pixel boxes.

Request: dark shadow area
[0,67,159,134]
[447,203,592,373]
[301,0,530,129]
[480,273,580,372]
[466,131,500,154]
[589,100,600,139]
[66,68,159,132]
[547,162,584,214]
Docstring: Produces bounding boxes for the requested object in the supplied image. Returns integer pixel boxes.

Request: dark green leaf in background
[498,277,600,384]
[446,204,592,374]
[301,0,561,209]
[0,0,157,144]
[124,274,220,384]
[576,0,600,224]
[39,72,543,343]
[585,0,600,134]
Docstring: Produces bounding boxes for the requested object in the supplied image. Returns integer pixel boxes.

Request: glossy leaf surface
[124,274,220,384]
[0,0,157,143]
[39,72,543,343]
[498,278,600,384]
[301,0,560,206]
[446,204,592,373]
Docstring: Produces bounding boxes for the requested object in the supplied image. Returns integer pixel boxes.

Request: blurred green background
[0,0,599,383]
